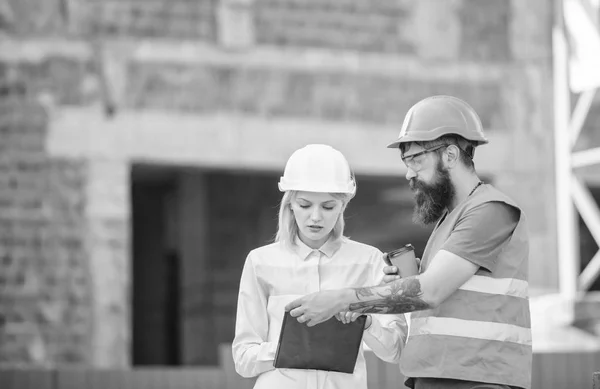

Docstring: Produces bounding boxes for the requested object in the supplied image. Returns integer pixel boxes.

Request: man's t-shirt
[441,201,520,272]
[414,202,523,389]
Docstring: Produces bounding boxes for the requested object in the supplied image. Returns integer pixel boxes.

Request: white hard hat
[278,144,356,195]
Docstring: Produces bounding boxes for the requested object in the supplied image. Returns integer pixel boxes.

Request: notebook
[273,311,366,373]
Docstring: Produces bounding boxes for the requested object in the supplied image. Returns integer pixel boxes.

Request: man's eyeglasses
[401,145,448,171]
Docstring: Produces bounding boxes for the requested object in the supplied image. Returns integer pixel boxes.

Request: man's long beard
[410,160,455,225]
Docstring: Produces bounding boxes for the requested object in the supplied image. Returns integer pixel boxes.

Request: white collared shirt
[232,237,407,389]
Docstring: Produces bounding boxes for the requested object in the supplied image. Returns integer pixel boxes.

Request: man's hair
[400,135,476,170]
[274,190,352,251]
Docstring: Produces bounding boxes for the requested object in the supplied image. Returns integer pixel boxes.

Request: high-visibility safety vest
[400,184,532,389]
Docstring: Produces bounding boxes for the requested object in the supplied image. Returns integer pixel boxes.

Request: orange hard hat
[387,95,489,149]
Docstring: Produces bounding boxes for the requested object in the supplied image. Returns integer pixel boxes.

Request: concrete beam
[47,107,510,177]
[0,38,510,82]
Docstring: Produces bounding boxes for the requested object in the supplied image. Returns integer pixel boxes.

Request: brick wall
[0,74,91,365]
[1,0,515,61]
[1,0,217,40]
[0,0,67,36]
[127,62,505,128]
[70,0,217,40]
[254,0,413,53]
[4,59,97,106]
[254,0,513,61]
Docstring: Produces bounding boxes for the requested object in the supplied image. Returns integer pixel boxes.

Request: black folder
[273,311,366,373]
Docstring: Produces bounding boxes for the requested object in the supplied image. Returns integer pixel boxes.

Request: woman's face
[290,191,344,249]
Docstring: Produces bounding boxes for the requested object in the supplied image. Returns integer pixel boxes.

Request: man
[286,95,532,389]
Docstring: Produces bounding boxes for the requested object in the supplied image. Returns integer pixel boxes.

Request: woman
[232,144,407,389]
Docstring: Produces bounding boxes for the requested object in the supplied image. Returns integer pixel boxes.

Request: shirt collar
[293,236,342,260]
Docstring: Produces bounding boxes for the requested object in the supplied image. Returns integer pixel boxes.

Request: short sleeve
[441,201,520,273]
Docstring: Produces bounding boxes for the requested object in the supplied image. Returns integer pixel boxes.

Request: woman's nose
[310,207,322,221]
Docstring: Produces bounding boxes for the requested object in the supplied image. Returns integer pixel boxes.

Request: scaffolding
[554,0,600,315]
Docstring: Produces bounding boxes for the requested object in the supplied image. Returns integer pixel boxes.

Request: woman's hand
[335,311,372,330]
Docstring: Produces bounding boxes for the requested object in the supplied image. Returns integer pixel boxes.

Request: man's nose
[406,167,417,180]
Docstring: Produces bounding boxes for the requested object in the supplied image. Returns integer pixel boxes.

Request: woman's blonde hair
[274,191,354,251]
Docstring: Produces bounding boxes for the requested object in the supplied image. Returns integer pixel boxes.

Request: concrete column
[86,158,131,367]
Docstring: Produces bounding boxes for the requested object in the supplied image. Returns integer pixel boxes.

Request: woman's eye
[323,207,334,211]
[299,205,310,209]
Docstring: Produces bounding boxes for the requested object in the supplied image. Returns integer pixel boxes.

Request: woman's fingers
[345,312,361,323]
[336,312,367,324]
[336,311,349,324]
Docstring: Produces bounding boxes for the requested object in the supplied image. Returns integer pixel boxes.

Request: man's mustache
[409,178,425,191]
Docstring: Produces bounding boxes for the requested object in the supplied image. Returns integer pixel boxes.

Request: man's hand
[382,266,401,284]
[286,289,351,327]
[381,257,421,284]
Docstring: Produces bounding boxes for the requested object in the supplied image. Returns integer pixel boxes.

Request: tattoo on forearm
[349,277,431,314]
[354,287,376,298]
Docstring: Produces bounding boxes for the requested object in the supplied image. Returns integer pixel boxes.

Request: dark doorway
[129,165,445,366]
[131,167,180,366]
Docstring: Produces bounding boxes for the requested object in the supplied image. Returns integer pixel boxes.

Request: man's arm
[348,276,430,314]
[348,249,478,314]
[286,250,479,326]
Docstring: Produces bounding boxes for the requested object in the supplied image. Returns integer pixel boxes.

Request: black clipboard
[273,311,366,373]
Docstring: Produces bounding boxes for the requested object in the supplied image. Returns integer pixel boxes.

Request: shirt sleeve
[231,253,277,378]
[361,249,408,364]
[442,201,520,273]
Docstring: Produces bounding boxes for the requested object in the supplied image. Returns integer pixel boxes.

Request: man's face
[402,143,455,225]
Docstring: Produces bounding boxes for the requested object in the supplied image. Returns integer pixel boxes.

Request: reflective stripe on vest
[409,317,532,345]
[409,275,531,343]
[459,275,529,298]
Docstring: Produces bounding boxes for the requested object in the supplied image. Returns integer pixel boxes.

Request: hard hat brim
[278,181,356,195]
[386,127,489,149]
